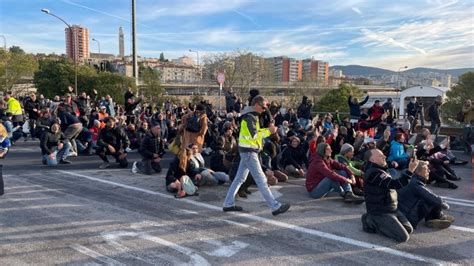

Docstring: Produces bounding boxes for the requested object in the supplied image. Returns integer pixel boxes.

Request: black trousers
[363,210,414,242]
[96,147,128,168]
[137,158,162,175]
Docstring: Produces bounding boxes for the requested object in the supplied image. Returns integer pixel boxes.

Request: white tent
[399,86,450,116]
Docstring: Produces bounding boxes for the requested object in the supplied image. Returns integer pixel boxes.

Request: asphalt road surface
[1,141,473,265]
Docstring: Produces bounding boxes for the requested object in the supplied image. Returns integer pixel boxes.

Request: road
[1,141,473,265]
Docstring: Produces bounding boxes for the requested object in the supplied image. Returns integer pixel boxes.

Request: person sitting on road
[209,136,228,173]
[387,133,410,170]
[96,117,130,169]
[361,149,418,242]
[281,136,308,178]
[165,147,193,198]
[305,143,364,204]
[131,123,166,175]
[40,122,72,166]
[335,143,365,196]
[188,143,229,186]
[398,160,454,229]
[262,133,288,183]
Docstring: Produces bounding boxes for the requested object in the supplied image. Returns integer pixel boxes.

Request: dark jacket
[40,129,67,155]
[297,100,312,120]
[138,131,165,159]
[210,149,227,173]
[24,99,41,120]
[407,101,421,118]
[97,126,130,151]
[363,162,412,214]
[398,174,444,228]
[165,156,187,186]
[281,145,308,169]
[58,111,80,130]
[348,95,369,118]
[428,103,441,124]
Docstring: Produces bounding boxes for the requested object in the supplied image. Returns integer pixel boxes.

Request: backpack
[185,114,201,133]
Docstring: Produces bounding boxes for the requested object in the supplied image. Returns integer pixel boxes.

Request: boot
[343,191,365,204]
[0,165,4,196]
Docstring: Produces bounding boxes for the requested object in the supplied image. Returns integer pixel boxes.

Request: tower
[119,26,124,58]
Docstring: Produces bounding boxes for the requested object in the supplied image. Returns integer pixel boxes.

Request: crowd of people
[0,85,473,243]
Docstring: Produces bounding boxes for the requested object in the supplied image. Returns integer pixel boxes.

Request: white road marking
[240,185,283,203]
[445,201,474,208]
[130,220,163,230]
[0,204,82,212]
[0,197,54,202]
[451,226,474,233]
[103,231,210,265]
[4,189,63,195]
[178,209,199,214]
[442,197,474,204]
[59,170,446,264]
[203,239,249,258]
[217,218,259,230]
[70,244,125,265]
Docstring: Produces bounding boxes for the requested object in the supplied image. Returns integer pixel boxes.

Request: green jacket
[335,154,363,176]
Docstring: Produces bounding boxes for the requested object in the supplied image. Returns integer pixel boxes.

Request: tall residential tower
[65,25,89,61]
[119,27,125,58]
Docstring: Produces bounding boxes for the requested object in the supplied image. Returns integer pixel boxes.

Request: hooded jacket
[238,106,270,153]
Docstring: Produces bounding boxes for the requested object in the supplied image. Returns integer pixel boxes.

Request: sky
[0,0,473,70]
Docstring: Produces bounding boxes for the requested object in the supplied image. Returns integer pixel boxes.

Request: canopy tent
[399,86,450,116]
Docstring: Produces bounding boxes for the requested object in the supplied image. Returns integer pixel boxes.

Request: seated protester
[40,122,72,166]
[88,120,101,149]
[278,121,290,139]
[335,144,365,196]
[395,121,411,143]
[281,136,308,178]
[131,123,166,175]
[357,113,386,138]
[368,100,384,120]
[398,160,454,229]
[376,128,392,156]
[417,140,460,187]
[150,111,168,143]
[361,149,418,242]
[98,106,109,121]
[137,121,150,141]
[0,123,11,159]
[35,109,54,139]
[125,124,141,150]
[166,148,193,198]
[387,133,410,169]
[75,128,94,156]
[262,133,288,183]
[222,126,237,169]
[2,112,22,143]
[210,137,228,173]
[188,143,229,186]
[305,143,364,203]
[96,117,130,169]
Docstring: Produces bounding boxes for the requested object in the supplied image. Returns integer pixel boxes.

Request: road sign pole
[219,82,222,112]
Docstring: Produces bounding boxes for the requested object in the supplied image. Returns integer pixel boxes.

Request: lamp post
[0,35,7,90]
[397,66,408,90]
[41,8,78,96]
[189,49,200,94]
[92,38,102,71]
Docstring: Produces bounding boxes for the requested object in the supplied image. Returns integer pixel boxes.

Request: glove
[441,202,450,210]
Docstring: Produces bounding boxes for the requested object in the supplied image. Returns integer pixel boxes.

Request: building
[268,56,298,82]
[65,25,90,61]
[119,27,125,58]
[441,74,451,88]
[154,63,199,82]
[330,69,344,78]
[172,56,196,66]
[302,59,329,84]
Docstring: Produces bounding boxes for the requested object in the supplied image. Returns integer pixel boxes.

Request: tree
[140,67,163,105]
[444,71,474,116]
[0,48,38,91]
[159,52,165,62]
[314,83,363,113]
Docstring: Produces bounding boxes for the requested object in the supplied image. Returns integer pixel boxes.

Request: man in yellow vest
[223,95,290,216]
[3,91,23,126]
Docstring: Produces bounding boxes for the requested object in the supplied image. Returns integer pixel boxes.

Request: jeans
[298,118,310,130]
[223,152,281,211]
[309,176,352,199]
[430,123,441,138]
[42,142,71,166]
[199,169,229,186]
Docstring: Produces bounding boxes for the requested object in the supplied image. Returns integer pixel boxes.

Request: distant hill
[330,65,394,76]
[405,67,474,77]
[330,65,474,77]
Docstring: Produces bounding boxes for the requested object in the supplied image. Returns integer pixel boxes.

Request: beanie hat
[317,143,329,157]
[340,143,354,155]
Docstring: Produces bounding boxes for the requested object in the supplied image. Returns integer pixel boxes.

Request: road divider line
[442,197,474,204]
[445,201,474,208]
[451,226,474,233]
[58,170,446,264]
[70,244,125,265]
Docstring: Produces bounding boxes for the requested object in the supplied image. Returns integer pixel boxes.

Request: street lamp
[397,66,408,90]
[189,49,201,94]
[92,38,102,71]
[41,8,78,96]
[0,35,7,90]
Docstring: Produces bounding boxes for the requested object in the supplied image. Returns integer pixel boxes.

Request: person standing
[223,95,290,216]
[23,93,41,139]
[428,95,443,137]
[180,104,208,152]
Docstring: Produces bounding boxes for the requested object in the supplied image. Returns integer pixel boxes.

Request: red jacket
[305,154,353,192]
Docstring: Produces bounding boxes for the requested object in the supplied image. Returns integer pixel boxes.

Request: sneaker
[131,161,138,174]
[352,187,364,196]
[99,162,111,169]
[425,219,452,229]
[344,191,365,204]
[446,175,461,181]
[59,159,72,164]
[68,151,78,157]
[440,214,455,223]
[272,203,290,216]
[223,206,243,212]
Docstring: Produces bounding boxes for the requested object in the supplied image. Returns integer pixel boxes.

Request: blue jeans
[199,169,229,186]
[309,170,351,199]
[298,118,310,130]
[430,123,440,138]
[42,142,71,166]
[223,152,281,211]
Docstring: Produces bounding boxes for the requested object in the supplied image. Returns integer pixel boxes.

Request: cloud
[351,7,362,16]
[359,29,427,54]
